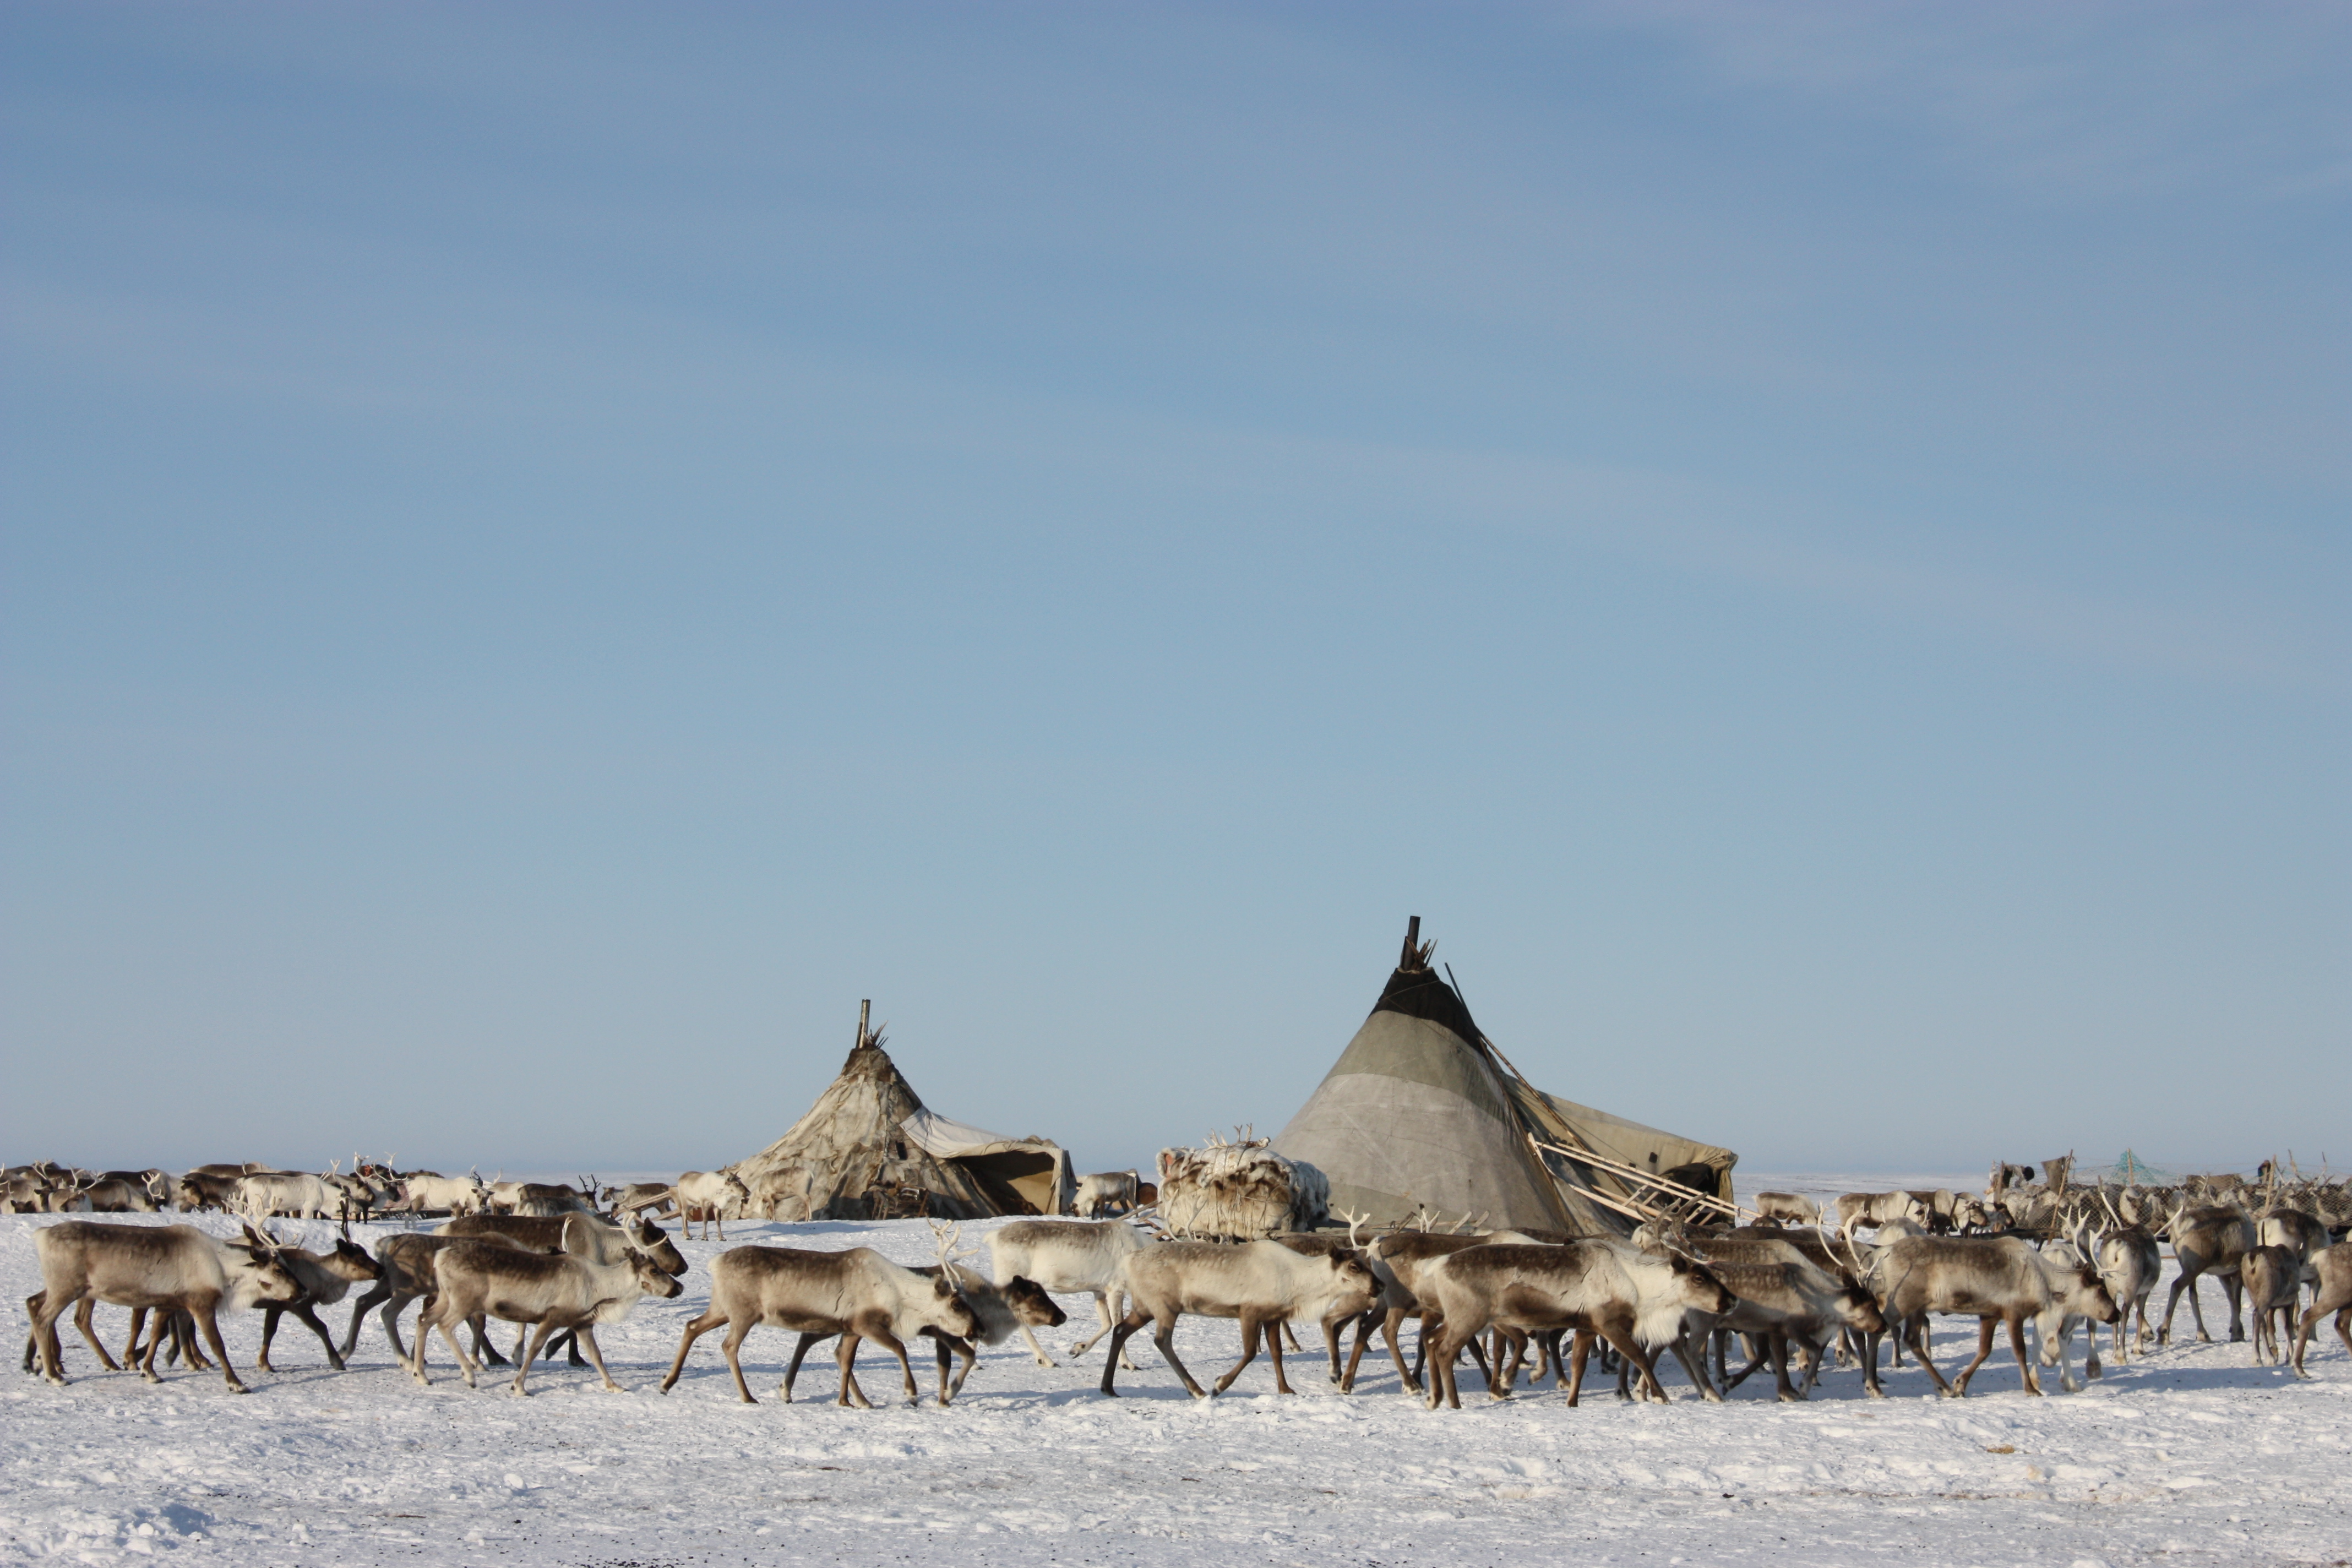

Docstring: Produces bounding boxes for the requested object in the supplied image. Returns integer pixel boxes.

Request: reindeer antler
[1335,1205,1369,1249]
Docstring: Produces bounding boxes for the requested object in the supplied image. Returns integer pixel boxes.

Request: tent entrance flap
[952,1150,1064,1216]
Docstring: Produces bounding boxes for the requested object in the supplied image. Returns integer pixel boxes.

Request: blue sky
[3,3,2344,1178]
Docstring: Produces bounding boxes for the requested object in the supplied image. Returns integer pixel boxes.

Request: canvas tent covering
[1273,923,1738,1236]
[730,1006,1074,1221]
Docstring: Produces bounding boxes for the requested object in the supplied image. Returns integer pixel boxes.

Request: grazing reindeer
[27,1222,300,1391]
[1098,1240,1382,1398]
[411,1240,683,1394]
[2159,1201,2256,1344]
[658,1243,977,1407]
[1075,1170,1142,1217]
[1753,1193,1821,1226]
[673,1170,750,1239]
[987,1217,1159,1369]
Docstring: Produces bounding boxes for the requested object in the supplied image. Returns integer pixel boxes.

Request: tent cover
[730,1012,1074,1221]
[1273,928,1738,1236]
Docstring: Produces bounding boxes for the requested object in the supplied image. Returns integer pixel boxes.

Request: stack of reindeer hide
[1155,1130,1329,1240]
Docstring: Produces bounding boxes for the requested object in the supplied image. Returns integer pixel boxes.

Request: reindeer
[2240,1245,2305,1366]
[1868,1235,2114,1397]
[2159,1200,2256,1344]
[1075,1170,1142,1217]
[658,1242,977,1407]
[2289,1245,2351,1378]
[673,1170,750,1239]
[1752,1193,1820,1227]
[612,1182,678,1218]
[339,1232,536,1364]
[1097,1239,1382,1398]
[26,1222,300,1391]
[1835,1191,1927,1235]
[233,1171,334,1220]
[249,1231,384,1372]
[1346,1228,1515,1396]
[1417,1240,1734,1409]
[395,1171,487,1217]
[2070,1202,2160,1363]
[1680,1233,1887,1398]
[774,1224,1066,1406]
[434,1211,686,1366]
[411,1240,683,1394]
[986,1217,1160,1369]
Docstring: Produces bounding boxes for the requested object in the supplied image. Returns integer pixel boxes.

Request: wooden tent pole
[1400,915,1420,970]
[858,998,872,1049]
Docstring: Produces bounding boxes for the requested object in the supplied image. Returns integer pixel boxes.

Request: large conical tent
[1273,921,1740,1236]
[730,1003,1074,1222]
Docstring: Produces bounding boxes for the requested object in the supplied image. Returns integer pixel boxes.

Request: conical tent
[730,1004,1074,1222]
[1273,921,1739,1236]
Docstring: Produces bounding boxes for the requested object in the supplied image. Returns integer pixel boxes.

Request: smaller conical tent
[1273,921,1739,1236]
[730,1003,1074,1222]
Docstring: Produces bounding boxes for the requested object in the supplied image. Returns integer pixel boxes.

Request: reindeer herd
[10,1156,2351,1415]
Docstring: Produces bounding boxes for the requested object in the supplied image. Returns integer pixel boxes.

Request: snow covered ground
[5,1184,2348,1567]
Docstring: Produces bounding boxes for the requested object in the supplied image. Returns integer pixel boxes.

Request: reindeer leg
[1602,1327,1667,1402]
[873,1324,918,1405]
[1564,1330,1593,1407]
[2222,1272,2245,1342]
[1771,1333,1799,1402]
[2010,1312,2043,1395]
[192,1305,246,1393]
[1215,1315,1264,1396]
[1097,1311,1146,1396]
[1279,1318,1303,1354]
[783,1330,836,1402]
[1153,1313,1208,1399]
[343,1279,392,1359]
[30,1287,78,1385]
[1321,1312,1347,1387]
[658,1305,723,1395]
[1723,1336,1770,1393]
[255,1304,282,1372]
[1340,1308,1376,1393]
[1907,1316,1954,1397]
[834,1331,874,1408]
[72,1298,120,1373]
[511,1321,558,1396]
[293,1302,346,1370]
[379,1292,417,1365]
[1670,1329,1723,1402]
[1950,1317,1997,1397]
[116,1306,148,1374]
[573,1326,623,1393]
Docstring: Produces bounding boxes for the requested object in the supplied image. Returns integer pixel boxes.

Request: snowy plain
[4,1176,2348,1568]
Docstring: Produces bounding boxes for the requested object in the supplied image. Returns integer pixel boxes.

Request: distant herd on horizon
[9,1153,2350,1410]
